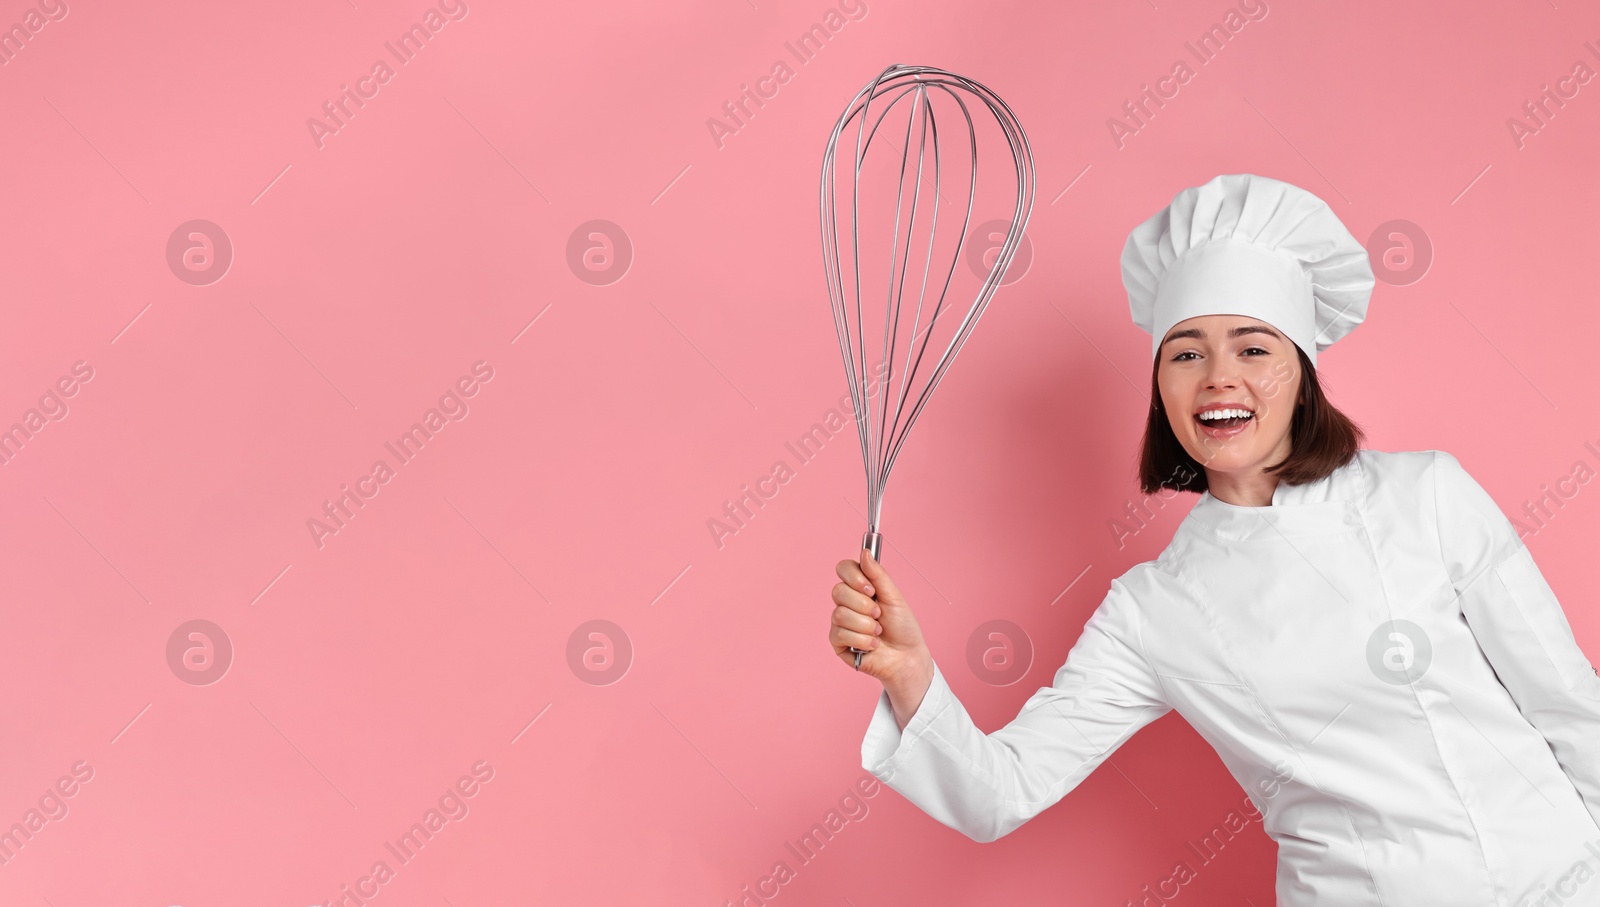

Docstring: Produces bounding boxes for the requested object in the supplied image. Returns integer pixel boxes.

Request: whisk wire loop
[820,65,1034,668]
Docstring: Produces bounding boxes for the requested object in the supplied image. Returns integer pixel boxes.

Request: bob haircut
[1137,344,1364,496]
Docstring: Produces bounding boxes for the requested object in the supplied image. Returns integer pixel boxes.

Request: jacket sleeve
[859,576,1170,843]
[1434,449,1600,827]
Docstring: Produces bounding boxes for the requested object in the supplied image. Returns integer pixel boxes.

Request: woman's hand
[830,549,932,687]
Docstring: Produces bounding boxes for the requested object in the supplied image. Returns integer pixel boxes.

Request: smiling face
[1157,314,1303,484]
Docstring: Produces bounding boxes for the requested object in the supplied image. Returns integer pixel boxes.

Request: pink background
[2,0,1598,904]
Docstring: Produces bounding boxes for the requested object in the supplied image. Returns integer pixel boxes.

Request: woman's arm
[1434,449,1600,827]
[860,576,1170,844]
[883,649,935,731]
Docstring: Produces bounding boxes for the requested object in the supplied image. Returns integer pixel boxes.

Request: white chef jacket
[862,449,1600,905]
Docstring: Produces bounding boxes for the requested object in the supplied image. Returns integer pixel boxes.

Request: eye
[1171,350,1198,362]
[1242,347,1268,356]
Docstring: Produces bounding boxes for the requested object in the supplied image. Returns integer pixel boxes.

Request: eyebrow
[1161,324,1283,347]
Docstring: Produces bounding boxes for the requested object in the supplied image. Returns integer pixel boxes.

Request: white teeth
[1197,408,1253,421]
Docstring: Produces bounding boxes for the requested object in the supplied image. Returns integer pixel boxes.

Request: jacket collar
[1182,453,1367,542]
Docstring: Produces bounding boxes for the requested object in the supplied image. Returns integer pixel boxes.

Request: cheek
[1253,363,1298,403]
[1156,374,1190,406]
[1259,390,1296,423]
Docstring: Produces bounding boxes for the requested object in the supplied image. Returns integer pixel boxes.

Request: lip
[1193,402,1256,440]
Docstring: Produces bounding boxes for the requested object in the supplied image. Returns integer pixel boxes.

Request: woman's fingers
[832,625,880,653]
[831,551,916,674]
[835,558,876,598]
[832,581,880,616]
[859,549,903,604]
[833,601,881,635]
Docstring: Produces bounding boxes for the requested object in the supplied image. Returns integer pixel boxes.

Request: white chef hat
[1120,173,1375,368]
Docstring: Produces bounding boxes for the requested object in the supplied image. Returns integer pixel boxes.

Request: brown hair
[1137,345,1364,496]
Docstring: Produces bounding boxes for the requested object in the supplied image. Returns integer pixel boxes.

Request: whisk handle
[862,530,883,562]
[851,530,885,670]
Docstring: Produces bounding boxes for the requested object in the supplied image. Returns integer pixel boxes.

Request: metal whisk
[819,64,1035,669]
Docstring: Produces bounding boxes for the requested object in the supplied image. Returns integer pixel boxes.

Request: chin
[1185,443,1264,473]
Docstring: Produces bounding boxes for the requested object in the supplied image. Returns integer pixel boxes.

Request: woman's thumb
[860,548,905,605]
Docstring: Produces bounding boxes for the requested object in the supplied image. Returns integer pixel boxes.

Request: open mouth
[1195,412,1254,429]
[1194,409,1256,433]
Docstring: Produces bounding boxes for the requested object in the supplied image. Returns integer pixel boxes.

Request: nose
[1203,357,1240,390]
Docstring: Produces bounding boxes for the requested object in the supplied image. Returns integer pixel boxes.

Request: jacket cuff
[861,659,955,780]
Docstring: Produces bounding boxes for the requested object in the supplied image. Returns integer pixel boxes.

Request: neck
[1206,469,1280,507]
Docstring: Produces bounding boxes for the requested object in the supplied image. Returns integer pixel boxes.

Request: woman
[827,173,1600,905]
